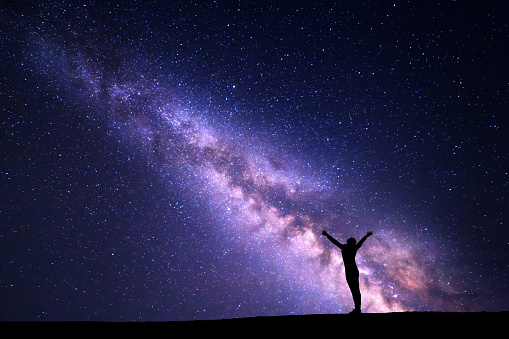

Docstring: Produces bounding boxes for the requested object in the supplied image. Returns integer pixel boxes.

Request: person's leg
[346,271,361,312]
[351,282,361,310]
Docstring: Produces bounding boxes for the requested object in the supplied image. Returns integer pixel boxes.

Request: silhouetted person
[322,230,373,314]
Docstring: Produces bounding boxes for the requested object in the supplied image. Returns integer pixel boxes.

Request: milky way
[1,1,507,320]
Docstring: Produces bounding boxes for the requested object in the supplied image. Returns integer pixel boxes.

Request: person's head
[347,237,356,246]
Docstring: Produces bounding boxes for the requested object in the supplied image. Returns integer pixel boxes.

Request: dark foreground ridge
[4,312,507,335]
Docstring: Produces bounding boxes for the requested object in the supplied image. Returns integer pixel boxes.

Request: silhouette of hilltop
[2,311,506,336]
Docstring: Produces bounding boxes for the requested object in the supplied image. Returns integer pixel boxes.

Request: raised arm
[355,231,373,250]
[322,230,344,249]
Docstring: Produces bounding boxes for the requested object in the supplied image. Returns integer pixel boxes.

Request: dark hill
[3,312,507,336]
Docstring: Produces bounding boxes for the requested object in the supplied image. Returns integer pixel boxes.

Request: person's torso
[341,246,358,270]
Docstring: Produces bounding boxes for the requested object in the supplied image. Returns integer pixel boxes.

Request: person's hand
[322,230,328,236]
[367,231,373,237]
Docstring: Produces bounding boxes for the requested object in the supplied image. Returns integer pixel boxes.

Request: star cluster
[1,1,507,320]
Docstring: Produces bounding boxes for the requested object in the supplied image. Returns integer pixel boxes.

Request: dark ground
[3,312,507,335]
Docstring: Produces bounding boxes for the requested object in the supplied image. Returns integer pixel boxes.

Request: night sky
[1,1,507,321]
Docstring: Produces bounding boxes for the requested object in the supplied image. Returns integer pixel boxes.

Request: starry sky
[1,1,507,321]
